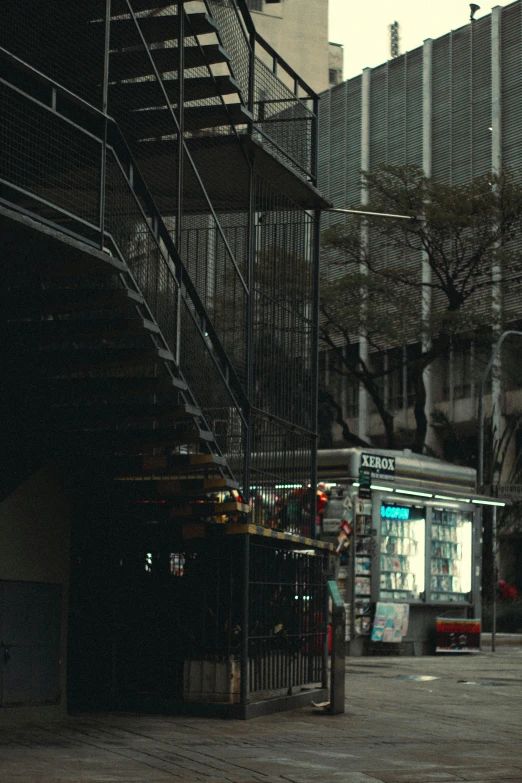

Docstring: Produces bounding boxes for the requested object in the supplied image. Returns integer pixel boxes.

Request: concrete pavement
[1,650,521,783]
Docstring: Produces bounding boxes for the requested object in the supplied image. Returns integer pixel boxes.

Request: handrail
[124,0,249,296]
[0,46,249,418]
[234,0,319,100]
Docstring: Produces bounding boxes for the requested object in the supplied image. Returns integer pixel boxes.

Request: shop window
[430,510,472,602]
[379,504,426,602]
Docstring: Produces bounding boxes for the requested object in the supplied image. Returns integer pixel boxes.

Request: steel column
[99,0,111,250]
[240,534,250,717]
[310,209,321,540]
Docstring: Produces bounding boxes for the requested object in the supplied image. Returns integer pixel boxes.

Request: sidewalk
[1,650,522,783]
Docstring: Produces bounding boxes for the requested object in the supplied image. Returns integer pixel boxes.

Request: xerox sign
[360,453,396,480]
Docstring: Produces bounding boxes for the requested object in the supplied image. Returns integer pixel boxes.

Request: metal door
[0,580,62,705]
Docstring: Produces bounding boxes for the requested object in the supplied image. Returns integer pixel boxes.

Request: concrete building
[328,42,344,86]
[246,0,330,92]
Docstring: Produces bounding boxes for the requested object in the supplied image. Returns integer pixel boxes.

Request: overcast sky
[329,1,514,80]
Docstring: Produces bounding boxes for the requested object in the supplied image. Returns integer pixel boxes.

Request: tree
[320,164,522,453]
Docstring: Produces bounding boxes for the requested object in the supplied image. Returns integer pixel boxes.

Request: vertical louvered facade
[318,0,522,450]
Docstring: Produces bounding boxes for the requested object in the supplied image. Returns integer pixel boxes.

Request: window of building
[246,0,264,10]
[329,69,338,85]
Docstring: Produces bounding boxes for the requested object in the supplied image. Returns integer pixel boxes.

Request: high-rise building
[318,1,522,491]
[328,42,344,87]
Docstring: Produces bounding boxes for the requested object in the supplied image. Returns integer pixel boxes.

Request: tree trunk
[411,367,427,453]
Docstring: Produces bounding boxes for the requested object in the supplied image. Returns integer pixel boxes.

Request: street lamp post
[477,329,522,652]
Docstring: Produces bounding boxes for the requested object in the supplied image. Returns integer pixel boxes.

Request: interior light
[371,484,392,491]
[434,494,458,501]
[353,482,360,487]
[395,489,432,498]
[472,499,506,507]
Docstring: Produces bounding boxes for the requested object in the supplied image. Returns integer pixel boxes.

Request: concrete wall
[251,0,330,93]
[328,42,344,86]
[0,462,71,724]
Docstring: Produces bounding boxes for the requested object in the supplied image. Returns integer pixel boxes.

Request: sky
[329,0,514,80]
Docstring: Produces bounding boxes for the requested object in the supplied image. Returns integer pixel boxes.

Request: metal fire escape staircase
[0,0,254,521]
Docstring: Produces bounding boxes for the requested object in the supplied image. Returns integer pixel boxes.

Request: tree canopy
[320,164,522,452]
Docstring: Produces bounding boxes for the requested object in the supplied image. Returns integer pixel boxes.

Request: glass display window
[430,509,472,602]
[379,504,426,602]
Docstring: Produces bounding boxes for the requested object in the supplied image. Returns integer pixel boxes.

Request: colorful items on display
[371,602,410,643]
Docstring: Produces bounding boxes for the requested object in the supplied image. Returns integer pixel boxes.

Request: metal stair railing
[205,0,319,183]
[0,46,247,480]
[110,0,250,390]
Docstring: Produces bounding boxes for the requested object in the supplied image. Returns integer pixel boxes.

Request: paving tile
[456,772,522,781]
[362,772,464,783]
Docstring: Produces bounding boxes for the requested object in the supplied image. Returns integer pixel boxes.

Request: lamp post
[477,329,522,652]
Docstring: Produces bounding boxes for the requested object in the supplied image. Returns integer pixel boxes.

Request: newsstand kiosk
[318,448,504,655]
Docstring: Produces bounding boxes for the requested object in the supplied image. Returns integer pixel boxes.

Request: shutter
[471,14,492,178]
[451,25,472,184]
[387,55,406,164]
[432,33,451,182]
[369,63,387,168]
[405,47,423,167]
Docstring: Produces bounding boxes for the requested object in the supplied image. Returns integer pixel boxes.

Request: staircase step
[108,43,230,81]
[48,376,189,402]
[109,75,241,111]
[73,425,216,450]
[6,287,144,317]
[115,476,240,499]
[170,501,249,519]
[41,345,174,372]
[54,401,201,427]
[112,452,228,477]
[89,0,196,16]
[128,102,250,138]
[105,12,217,48]
[9,317,161,342]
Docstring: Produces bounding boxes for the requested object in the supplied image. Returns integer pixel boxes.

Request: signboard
[435,618,481,653]
[361,452,396,481]
[358,466,371,499]
[371,603,409,643]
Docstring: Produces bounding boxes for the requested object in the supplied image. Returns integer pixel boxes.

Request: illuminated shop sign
[381,505,410,520]
[361,452,396,480]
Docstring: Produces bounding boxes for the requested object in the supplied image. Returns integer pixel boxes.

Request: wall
[0,462,71,724]
[251,0,330,93]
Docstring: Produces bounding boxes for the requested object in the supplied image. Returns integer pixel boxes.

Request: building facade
[0,0,331,722]
[245,0,330,93]
[318,1,522,484]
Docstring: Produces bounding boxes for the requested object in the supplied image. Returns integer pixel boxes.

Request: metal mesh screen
[0,0,105,108]
[253,175,315,430]
[250,415,315,536]
[106,0,250,388]
[248,543,326,694]
[104,151,179,352]
[253,56,315,180]
[0,77,102,238]
[207,0,251,105]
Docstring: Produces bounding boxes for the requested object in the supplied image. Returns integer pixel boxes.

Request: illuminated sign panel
[381,505,410,520]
